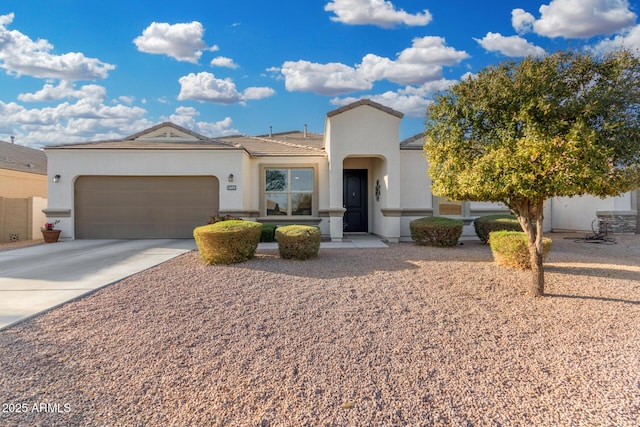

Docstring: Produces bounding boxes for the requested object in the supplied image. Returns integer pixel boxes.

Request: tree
[424,50,640,297]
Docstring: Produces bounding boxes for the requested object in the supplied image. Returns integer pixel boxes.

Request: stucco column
[329,207,346,242]
[328,160,345,241]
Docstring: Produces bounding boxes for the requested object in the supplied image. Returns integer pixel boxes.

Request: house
[44,99,638,241]
[0,139,48,242]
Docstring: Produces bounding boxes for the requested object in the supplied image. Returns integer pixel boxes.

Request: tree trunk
[528,236,544,297]
[513,198,546,297]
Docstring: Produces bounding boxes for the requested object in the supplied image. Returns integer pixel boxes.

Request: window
[265,168,314,216]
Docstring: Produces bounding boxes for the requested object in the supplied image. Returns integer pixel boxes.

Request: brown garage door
[75,176,219,239]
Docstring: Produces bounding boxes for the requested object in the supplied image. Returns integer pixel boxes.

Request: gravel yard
[1,233,639,426]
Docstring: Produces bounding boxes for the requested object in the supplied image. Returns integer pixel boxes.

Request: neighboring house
[0,139,48,241]
[0,139,47,198]
[44,99,638,241]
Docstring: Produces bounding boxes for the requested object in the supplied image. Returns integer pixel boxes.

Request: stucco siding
[0,169,47,198]
[399,150,431,210]
[550,193,636,232]
[46,149,246,239]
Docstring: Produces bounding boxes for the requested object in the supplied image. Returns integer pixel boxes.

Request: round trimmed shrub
[275,225,320,260]
[193,220,262,265]
[474,214,522,243]
[409,216,463,247]
[489,231,552,269]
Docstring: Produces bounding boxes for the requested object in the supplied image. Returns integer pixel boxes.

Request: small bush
[474,214,522,243]
[275,225,320,260]
[193,220,262,265]
[489,231,552,269]
[207,214,241,224]
[409,216,463,247]
[260,224,277,242]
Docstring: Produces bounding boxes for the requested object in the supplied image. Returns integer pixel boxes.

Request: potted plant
[41,220,61,243]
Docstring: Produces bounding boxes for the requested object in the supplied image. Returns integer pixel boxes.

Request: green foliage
[474,214,522,243]
[193,220,262,265]
[489,231,552,269]
[424,49,640,295]
[424,50,640,206]
[409,216,463,247]
[206,214,241,224]
[260,224,277,242]
[275,225,320,260]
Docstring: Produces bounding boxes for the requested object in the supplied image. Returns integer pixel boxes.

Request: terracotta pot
[42,230,61,243]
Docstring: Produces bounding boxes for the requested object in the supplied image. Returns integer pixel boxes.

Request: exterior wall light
[228,173,234,182]
[53,174,61,183]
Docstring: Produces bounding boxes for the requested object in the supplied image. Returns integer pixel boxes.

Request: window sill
[257,217,322,225]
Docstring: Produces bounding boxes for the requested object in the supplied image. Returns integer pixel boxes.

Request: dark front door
[343,169,368,232]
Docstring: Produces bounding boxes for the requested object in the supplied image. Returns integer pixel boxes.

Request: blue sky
[1,0,639,147]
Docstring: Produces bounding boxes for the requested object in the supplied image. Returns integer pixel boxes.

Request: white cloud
[512,8,535,34]
[177,72,275,104]
[279,36,468,93]
[210,56,238,69]
[166,107,239,137]
[17,81,106,102]
[0,13,115,80]
[518,0,637,39]
[332,91,430,117]
[331,78,458,118]
[475,32,546,58]
[400,79,459,97]
[325,0,432,28]
[592,24,640,54]
[280,61,372,95]
[133,21,217,63]
[0,96,150,147]
[117,96,135,105]
[178,72,242,104]
[243,86,276,100]
[397,36,470,66]
[358,54,442,86]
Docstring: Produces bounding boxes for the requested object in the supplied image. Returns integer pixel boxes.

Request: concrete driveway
[0,239,196,331]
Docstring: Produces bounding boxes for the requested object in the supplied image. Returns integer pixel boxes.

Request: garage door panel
[75,176,219,239]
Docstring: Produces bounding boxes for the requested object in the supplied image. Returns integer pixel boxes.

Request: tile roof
[326,99,404,119]
[126,121,211,141]
[400,133,425,150]
[46,139,240,150]
[218,131,325,157]
[44,120,415,157]
[0,140,47,175]
[46,122,241,151]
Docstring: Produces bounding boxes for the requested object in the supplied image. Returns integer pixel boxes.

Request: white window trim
[260,164,319,217]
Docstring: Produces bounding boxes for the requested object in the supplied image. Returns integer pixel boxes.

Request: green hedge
[193,220,262,265]
[409,216,463,247]
[489,231,552,269]
[474,214,522,243]
[275,225,320,260]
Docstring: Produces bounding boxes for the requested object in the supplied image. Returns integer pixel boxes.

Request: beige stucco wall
[0,169,47,198]
[0,196,46,242]
[399,150,431,210]
[325,104,402,241]
[550,192,636,232]
[45,148,247,240]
